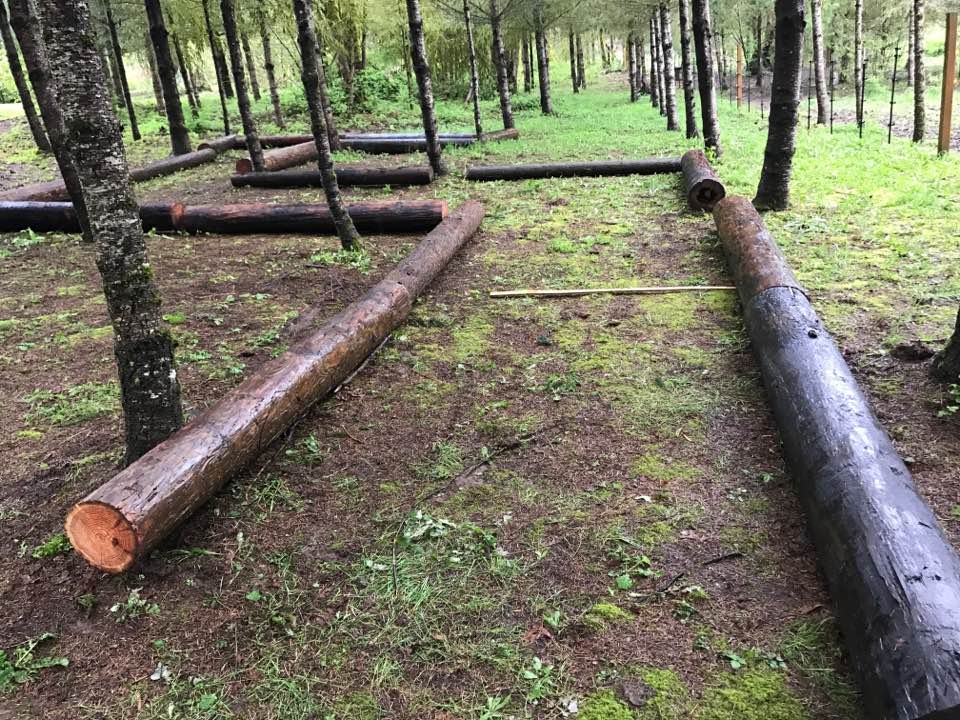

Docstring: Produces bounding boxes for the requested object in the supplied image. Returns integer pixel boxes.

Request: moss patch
[698,670,808,720]
[579,690,634,720]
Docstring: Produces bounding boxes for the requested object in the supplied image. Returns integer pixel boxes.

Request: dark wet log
[197,135,243,153]
[230,165,434,189]
[236,140,319,173]
[714,195,960,720]
[64,201,485,573]
[0,147,220,201]
[681,149,725,211]
[465,157,681,182]
[0,200,448,234]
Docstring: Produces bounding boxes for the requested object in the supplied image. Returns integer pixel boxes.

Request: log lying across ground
[209,131,484,153]
[681,149,725,211]
[464,156,682,182]
[65,201,485,573]
[714,195,960,720]
[236,129,520,174]
[0,200,448,234]
[230,165,435,189]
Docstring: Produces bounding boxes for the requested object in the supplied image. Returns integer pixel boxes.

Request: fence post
[939,13,958,155]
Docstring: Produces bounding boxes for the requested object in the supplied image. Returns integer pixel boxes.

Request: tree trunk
[41,0,182,465]
[934,308,960,382]
[907,3,914,87]
[569,31,578,93]
[202,0,231,135]
[103,0,140,140]
[292,0,360,249]
[0,0,50,152]
[679,0,699,138]
[912,0,925,142]
[102,29,122,103]
[8,0,92,241]
[534,3,553,114]
[638,34,647,93]
[522,31,532,91]
[660,3,679,129]
[653,13,666,114]
[405,0,445,175]
[717,31,727,89]
[754,0,805,210]
[628,31,638,101]
[463,0,482,136]
[241,33,260,101]
[576,33,585,89]
[508,46,518,93]
[314,37,341,151]
[692,0,722,155]
[220,0,263,171]
[145,0,191,155]
[260,13,284,127]
[172,31,199,117]
[854,0,863,125]
[489,0,515,129]
[810,0,828,124]
[213,37,233,98]
[650,17,660,108]
[144,29,165,115]
[755,13,763,83]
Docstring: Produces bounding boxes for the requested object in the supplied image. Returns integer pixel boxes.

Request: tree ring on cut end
[65,502,137,573]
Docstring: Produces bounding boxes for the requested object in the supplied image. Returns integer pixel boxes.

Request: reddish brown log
[65,201,485,573]
[681,148,726,211]
[230,165,434,188]
[0,200,447,234]
[197,135,243,152]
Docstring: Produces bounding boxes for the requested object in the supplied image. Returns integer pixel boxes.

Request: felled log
[230,165,434,189]
[465,157,681,182]
[0,200,448,234]
[64,201,485,573]
[714,195,960,720]
[236,141,318,173]
[197,135,243,153]
[681,149,725,211]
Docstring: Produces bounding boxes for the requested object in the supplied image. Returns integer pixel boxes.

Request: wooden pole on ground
[939,13,958,155]
[490,285,735,299]
[64,202,485,573]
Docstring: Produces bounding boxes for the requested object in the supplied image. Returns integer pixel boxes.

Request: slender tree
[660,3,679,129]
[754,0,805,210]
[41,0,183,464]
[259,11,283,127]
[638,32,647,93]
[521,29,532,91]
[291,0,360,249]
[653,12,666,114]
[576,33,585,89]
[405,0,445,174]
[489,0,515,129]
[907,3,914,87]
[241,32,260,101]
[220,0,263,171]
[678,0,699,138]
[144,29,165,114]
[213,36,233,97]
[9,0,92,241]
[568,30,578,93]
[810,0,828,124]
[854,0,863,126]
[912,0,924,142]
[144,0,191,155]
[202,0,231,135]
[171,30,199,117]
[691,0,721,154]
[0,0,49,151]
[933,310,960,382]
[314,36,341,151]
[103,0,139,140]
[463,0,482,136]
[628,30,638,101]
[534,0,553,114]
[650,16,660,108]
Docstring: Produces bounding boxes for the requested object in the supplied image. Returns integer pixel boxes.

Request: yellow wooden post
[736,43,744,109]
[939,13,958,155]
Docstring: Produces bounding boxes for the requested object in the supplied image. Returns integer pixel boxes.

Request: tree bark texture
[912,0,925,142]
[260,13,283,127]
[292,0,360,249]
[489,0,515,129]
[692,0,722,155]
[0,0,49,151]
[241,32,260,101]
[754,0,805,210]
[220,0,263,171]
[465,158,682,181]
[568,31,578,93]
[405,0,444,175]
[202,0,230,135]
[534,4,552,114]
[313,36,341,151]
[933,308,960,382]
[628,31,638,101]
[144,29,165,115]
[64,202,484,574]
[678,0,699,138]
[172,31,199,117]
[660,3,679,129]
[650,18,660,109]
[653,13,666,114]
[464,0,482,136]
[854,0,863,125]
[681,149,723,210]
[638,34,647,93]
[907,3,914,87]
[103,0,140,139]
[41,0,183,465]
[8,0,92,241]
[521,30,531,91]
[144,0,191,155]
[576,33,585,89]
[714,195,960,720]
[810,0,828,124]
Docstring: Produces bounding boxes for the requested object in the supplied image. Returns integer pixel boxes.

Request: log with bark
[681,149,725,211]
[0,200,448,234]
[465,157,681,182]
[230,166,435,189]
[64,202,485,573]
[714,195,960,720]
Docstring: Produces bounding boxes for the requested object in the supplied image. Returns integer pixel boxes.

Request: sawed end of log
[681,149,725,212]
[64,201,484,573]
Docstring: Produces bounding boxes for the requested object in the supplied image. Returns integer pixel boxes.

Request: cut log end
[65,502,138,573]
[690,179,725,211]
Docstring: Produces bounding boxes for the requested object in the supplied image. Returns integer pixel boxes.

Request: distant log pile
[714,195,960,720]
[64,201,486,573]
[230,165,435,189]
[0,200,448,234]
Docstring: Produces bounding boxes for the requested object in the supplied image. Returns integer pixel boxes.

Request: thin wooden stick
[489,285,736,299]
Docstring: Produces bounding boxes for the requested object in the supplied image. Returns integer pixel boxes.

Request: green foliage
[31,533,71,559]
[309,247,372,273]
[578,690,634,720]
[0,633,68,693]
[110,588,160,623]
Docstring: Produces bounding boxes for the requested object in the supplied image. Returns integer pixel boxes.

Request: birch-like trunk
[660,3,679,129]
[628,31,638,101]
[912,0,925,142]
[810,0,828,124]
[521,31,532,91]
[534,3,553,114]
[291,0,360,250]
[650,17,660,108]
[41,0,183,464]
[754,0,805,210]
[854,0,863,124]
[679,0,699,138]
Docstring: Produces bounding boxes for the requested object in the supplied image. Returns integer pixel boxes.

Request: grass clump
[31,532,71,559]
[24,381,118,426]
[584,602,632,631]
[698,669,808,720]
[0,633,68,693]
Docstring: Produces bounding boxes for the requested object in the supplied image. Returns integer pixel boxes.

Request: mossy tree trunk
[933,309,960,382]
[42,0,183,465]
